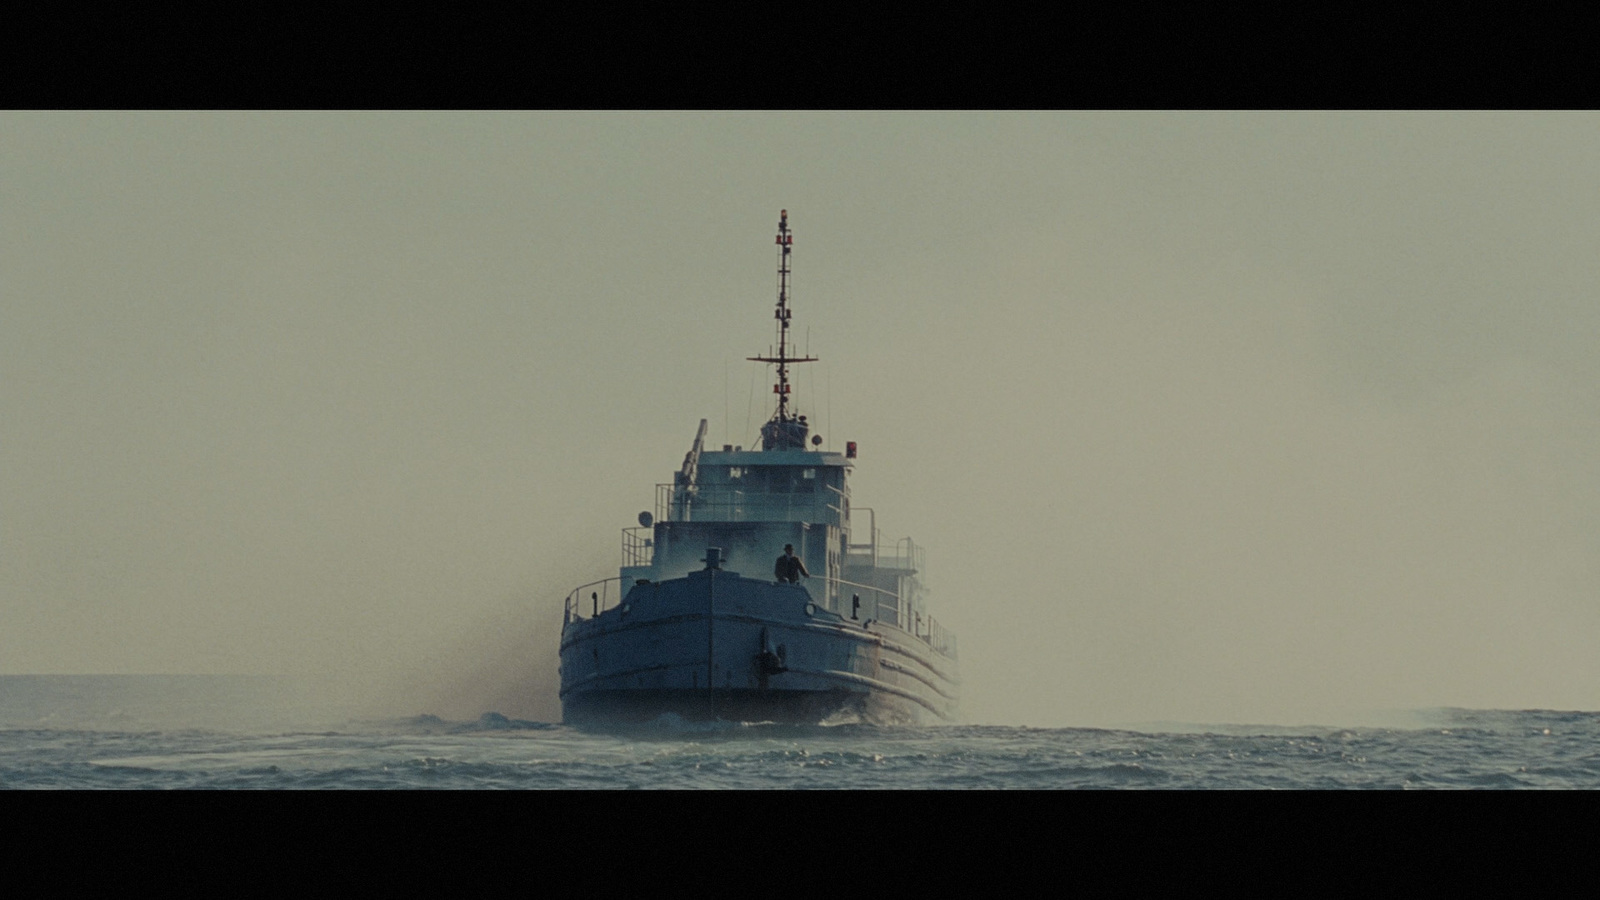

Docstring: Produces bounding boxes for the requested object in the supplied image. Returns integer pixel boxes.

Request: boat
[557,211,960,726]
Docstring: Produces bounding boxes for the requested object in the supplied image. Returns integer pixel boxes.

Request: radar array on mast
[748,210,818,450]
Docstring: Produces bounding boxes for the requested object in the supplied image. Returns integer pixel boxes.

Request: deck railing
[622,527,653,567]
[826,576,903,628]
[563,573,956,658]
[823,574,956,658]
[920,614,958,658]
[563,577,628,624]
[655,483,842,526]
[844,533,924,573]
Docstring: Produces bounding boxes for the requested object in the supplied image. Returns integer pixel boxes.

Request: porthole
[804,603,817,617]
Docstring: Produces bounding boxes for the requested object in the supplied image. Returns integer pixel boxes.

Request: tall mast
[748,210,817,434]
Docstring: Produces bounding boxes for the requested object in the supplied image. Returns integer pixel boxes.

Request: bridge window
[770,468,791,493]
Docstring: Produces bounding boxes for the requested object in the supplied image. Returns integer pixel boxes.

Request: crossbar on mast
[747,210,816,426]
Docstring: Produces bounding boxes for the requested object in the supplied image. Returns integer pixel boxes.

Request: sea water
[2,676,1596,789]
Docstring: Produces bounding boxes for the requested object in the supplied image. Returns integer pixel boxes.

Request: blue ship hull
[559,567,959,726]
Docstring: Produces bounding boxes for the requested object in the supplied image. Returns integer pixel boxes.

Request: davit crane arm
[672,419,709,519]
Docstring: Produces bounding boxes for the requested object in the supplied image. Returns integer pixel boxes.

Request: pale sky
[5,111,1600,727]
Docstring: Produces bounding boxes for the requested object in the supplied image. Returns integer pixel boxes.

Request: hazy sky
[6,111,1600,727]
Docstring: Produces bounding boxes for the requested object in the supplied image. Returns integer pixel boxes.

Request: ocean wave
[7,678,1600,788]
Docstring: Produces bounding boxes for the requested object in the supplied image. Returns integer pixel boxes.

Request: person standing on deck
[775,544,810,583]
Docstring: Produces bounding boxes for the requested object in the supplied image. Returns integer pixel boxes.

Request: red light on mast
[846,441,857,459]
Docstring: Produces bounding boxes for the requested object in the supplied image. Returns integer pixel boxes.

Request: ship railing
[905,608,958,658]
[563,577,628,625]
[826,576,903,628]
[899,537,926,575]
[926,616,957,658]
[844,505,877,566]
[842,524,924,574]
[844,543,923,573]
[829,574,956,657]
[622,527,653,567]
[654,483,842,525]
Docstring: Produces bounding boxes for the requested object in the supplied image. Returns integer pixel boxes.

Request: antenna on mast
[748,210,818,450]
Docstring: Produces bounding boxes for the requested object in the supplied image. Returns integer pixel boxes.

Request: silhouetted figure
[774,544,810,583]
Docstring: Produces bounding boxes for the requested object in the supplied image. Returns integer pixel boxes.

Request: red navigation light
[846,441,857,459]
